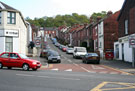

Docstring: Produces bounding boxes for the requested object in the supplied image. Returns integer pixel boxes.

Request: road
[0,38,135,91]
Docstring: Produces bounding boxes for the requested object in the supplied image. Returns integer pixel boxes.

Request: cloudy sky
[1,0,124,19]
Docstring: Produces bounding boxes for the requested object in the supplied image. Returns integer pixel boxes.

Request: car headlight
[32,62,37,65]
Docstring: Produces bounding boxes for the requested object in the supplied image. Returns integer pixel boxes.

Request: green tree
[90,11,107,23]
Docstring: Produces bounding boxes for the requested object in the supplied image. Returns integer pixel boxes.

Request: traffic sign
[34,37,41,47]
[129,35,135,48]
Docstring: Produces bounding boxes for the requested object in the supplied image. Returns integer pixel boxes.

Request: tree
[90,11,107,23]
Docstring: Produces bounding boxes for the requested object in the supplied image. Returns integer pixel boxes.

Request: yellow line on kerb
[102,65,133,75]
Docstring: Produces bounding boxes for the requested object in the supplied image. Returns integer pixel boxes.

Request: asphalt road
[0,38,135,91]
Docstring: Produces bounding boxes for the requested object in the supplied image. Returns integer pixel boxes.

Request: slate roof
[0,1,18,12]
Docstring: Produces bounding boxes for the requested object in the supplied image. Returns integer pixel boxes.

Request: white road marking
[73,63,79,66]
[65,69,72,72]
[16,74,34,77]
[91,65,105,69]
[80,67,91,73]
[51,68,59,71]
[16,74,80,80]
[37,76,80,80]
[67,59,72,63]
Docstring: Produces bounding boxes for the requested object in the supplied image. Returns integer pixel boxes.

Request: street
[0,38,135,91]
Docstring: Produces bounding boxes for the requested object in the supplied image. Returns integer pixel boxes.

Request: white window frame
[125,20,128,35]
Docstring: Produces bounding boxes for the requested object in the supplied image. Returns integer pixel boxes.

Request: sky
[0,0,124,19]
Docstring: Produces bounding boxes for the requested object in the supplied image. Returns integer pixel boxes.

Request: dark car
[0,52,42,71]
[82,53,100,64]
[40,48,51,57]
[47,51,61,63]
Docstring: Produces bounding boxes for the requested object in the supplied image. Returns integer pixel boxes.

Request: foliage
[90,11,107,23]
[25,13,89,27]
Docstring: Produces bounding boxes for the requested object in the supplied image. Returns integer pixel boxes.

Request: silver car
[47,51,61,63]
[66,48,74,54]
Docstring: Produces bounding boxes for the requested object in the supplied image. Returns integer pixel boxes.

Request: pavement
[101,59,135,75]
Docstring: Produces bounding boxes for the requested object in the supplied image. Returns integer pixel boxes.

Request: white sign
[34,37,41,47]
[5,30,19,37]
[129,35,135,48]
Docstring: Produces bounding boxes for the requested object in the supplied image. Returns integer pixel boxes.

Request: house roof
[0,1,27,27]
[0,1,18,12]
[117,0,135,21]
[117,0,127,21]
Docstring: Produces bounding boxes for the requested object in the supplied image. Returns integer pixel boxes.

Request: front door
[122,44,124,61]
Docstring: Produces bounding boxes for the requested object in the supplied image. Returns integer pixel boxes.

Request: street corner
[101,65,133,75]
[40,64,53,69]
[91,81,135,91]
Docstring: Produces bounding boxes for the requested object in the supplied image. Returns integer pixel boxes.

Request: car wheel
[85,60,88,64]
[58,60,61,63]
[22,64,29,71]
[7,67,12,69]
[32,68,37,71]
[0,62,3,69]
[96,61,100,64]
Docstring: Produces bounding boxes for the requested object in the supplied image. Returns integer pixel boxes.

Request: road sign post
[129,35,135,68]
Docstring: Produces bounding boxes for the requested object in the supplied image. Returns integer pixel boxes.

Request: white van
[73,47,87,58]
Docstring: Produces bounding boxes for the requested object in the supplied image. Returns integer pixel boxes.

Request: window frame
[124,20,128,35]
[7,11,16,24]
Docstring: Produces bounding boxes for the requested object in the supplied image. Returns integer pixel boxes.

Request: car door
[9,53,23,67]
[0,53,10,67]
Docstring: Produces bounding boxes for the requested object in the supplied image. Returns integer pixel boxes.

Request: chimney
[96,16,102,22]
[107,11,113,16]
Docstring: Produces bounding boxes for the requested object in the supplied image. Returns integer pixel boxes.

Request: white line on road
[67,59,72,63]
[37,75,80,80]
[16,74,80,81]
[65,69,72,72]
[51,68,59,71]
[80,67,91,73]
[73,63,79,66]
[16,74,35,77]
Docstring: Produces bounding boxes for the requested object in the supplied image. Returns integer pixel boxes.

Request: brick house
[44,27,57,38]
[91,11,120,58]
[114,0,135,63]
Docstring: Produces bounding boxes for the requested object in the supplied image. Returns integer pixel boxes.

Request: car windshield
[68,48,73,50]
[88,53,98,57]
[51,52,59,56]
[19,54,29,59]
[77,48,86,52]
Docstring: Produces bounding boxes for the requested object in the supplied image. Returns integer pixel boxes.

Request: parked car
[73,47,87,58]
[82,53,100,64]
[0,52,42,71]
[66,48,74,54]
[40,48,51,57]
[62,46,68,52]
[47,51,61,63]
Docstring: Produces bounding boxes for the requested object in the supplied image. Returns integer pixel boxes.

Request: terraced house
[114,0,135,64]
[0,1,28,55]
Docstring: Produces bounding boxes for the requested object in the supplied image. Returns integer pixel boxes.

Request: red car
[0,52,42,71]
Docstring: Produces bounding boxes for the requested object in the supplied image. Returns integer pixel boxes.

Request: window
[10,53,19,59]
[7,12,16,24]
[0,53,9,58]
[0,12,1,24]
[125,20,128,35]
[5,37,13,52]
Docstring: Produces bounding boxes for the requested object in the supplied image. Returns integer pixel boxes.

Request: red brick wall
[104,11,119,52]
[129,7,135,34]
